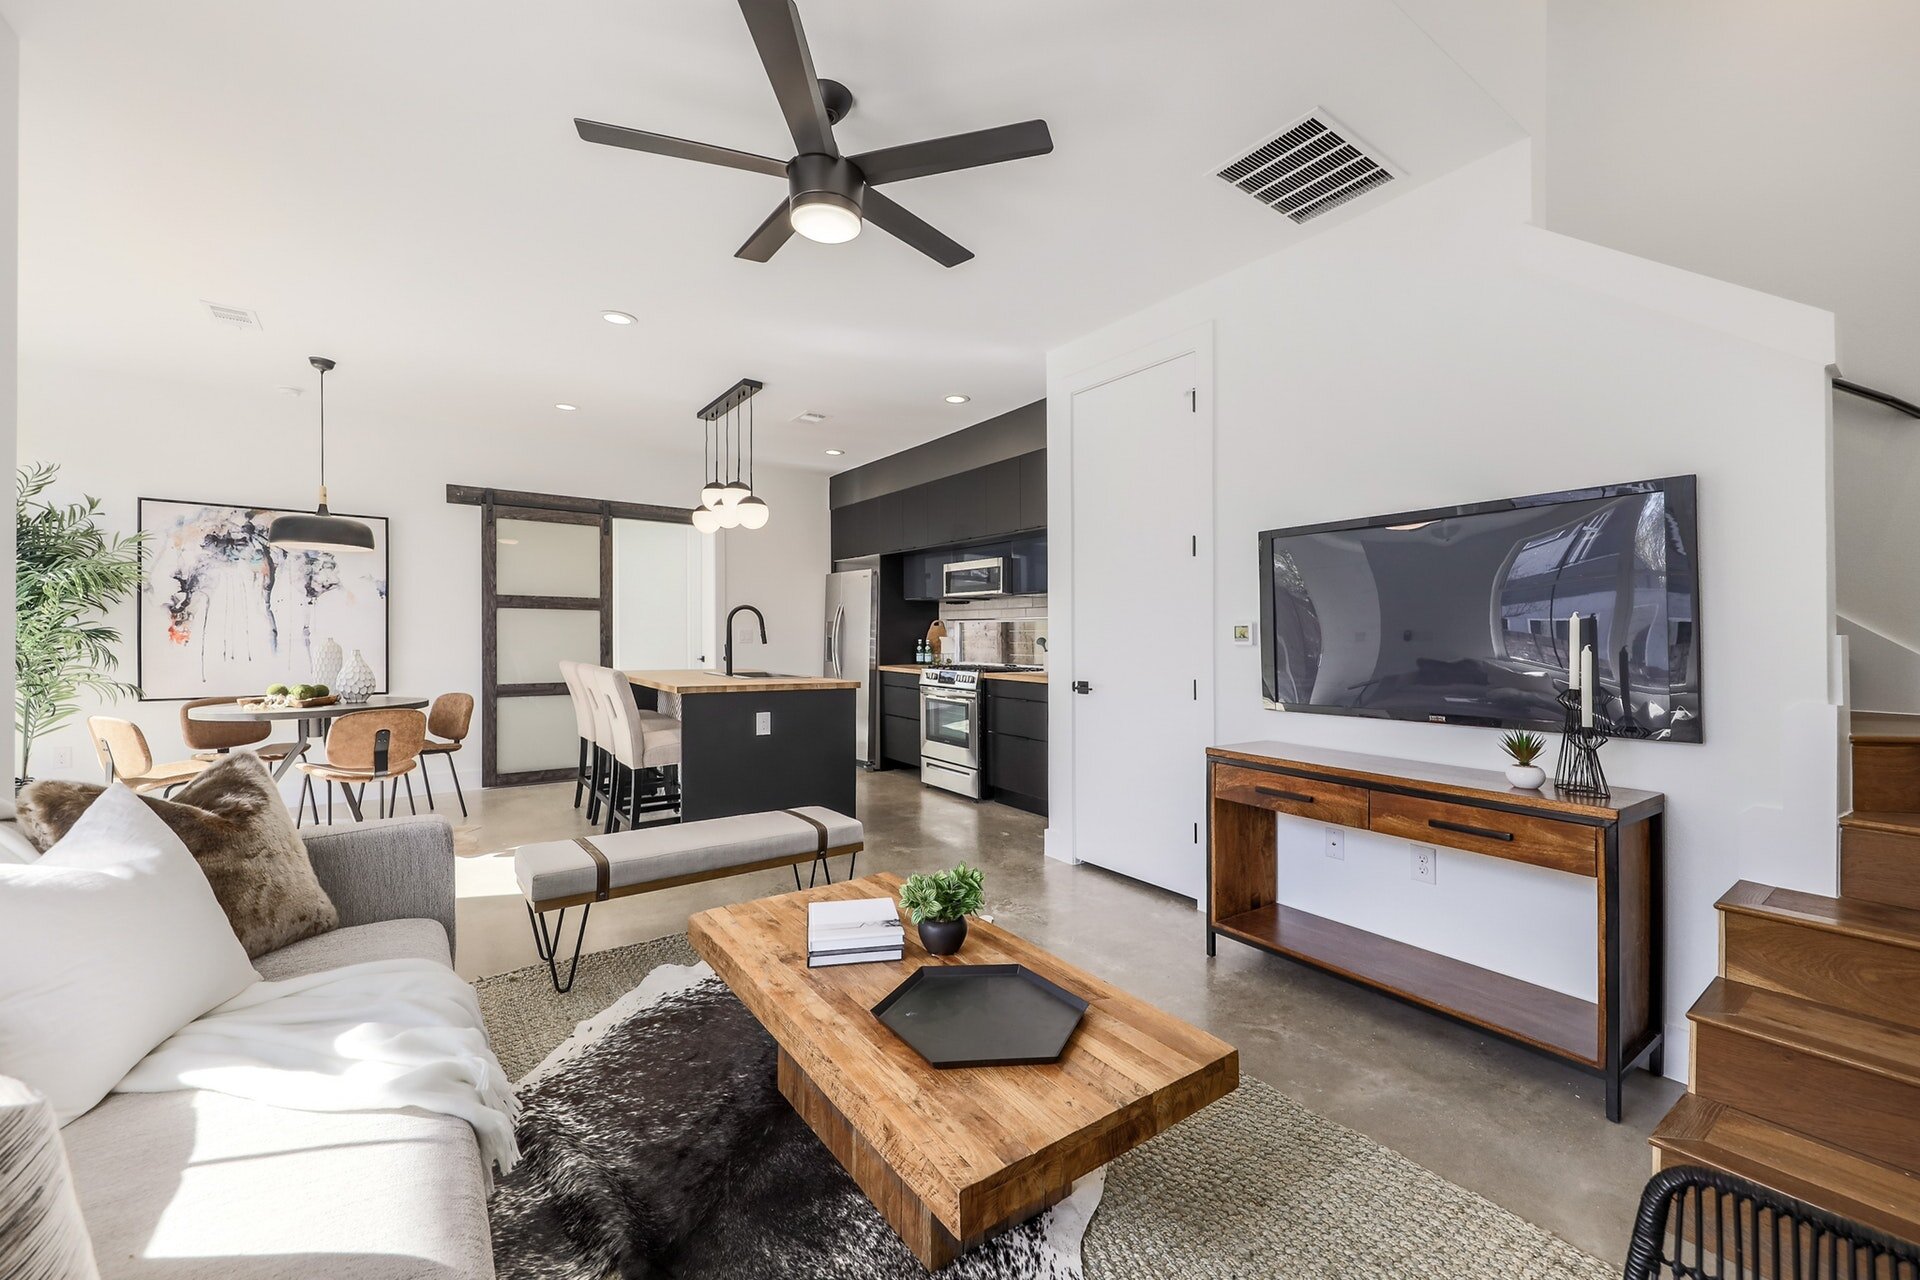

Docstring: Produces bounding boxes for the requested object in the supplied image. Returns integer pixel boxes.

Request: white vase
[337,649,375,704]
[312,637,342,690]
[1505,763,1546,790]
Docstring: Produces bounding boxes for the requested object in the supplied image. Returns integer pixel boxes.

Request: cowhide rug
[490,961,1103,1280]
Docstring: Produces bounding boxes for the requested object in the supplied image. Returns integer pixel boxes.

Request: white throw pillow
[0,784,258,1124]
[0,1074,100,1279]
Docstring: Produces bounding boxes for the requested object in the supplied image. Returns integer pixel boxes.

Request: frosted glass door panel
[497,608,600,685]
[497,519,600,598]
[495,695,578,774]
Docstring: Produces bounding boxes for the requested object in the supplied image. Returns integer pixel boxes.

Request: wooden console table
[1205,741,1665,1121]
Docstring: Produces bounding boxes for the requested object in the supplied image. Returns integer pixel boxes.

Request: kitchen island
[625,670,859,821]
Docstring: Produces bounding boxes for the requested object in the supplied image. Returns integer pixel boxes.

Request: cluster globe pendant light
[267,356,375,553]
[692,380,770,533]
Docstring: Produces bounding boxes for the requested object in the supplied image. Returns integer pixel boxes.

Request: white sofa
[57,815,494,1279]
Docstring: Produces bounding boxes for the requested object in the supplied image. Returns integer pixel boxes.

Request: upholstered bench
[513,806,862,991]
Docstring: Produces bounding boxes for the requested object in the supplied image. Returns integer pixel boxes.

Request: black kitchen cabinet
[1019,451,1047,531]
[879,670,922,768]
[982,457,1022,538]
[984,678,1047,815]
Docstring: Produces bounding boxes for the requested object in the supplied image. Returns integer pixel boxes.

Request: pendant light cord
[317,364,327,492]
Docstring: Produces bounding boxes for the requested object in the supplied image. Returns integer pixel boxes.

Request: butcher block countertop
[623,669,860,694]
[877,664,1048,684]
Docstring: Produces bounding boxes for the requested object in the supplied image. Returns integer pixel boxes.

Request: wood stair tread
[1842,811,1920,837]
[1719,879,1920,951]
[1652,1094,1920,1243]
[1691,978,1920,1089]
[1850,711,1920,742]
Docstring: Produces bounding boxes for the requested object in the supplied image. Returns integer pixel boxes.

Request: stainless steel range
[919,664,1043,799]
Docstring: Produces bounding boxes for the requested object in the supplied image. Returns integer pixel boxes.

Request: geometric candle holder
[1554,687,1612,799]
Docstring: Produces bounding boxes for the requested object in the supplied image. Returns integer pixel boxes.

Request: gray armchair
[301,814,458,958]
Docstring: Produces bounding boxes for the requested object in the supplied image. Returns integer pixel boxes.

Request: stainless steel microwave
[942,556,1006,598]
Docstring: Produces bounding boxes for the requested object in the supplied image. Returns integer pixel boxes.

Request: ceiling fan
[574,0,1053,267]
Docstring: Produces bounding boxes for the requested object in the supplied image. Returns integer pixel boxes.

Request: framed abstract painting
[136,498,390,701]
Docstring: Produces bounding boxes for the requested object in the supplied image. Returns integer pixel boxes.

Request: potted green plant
[1499,730,1548,790]
[899,863,985,956]
[15,463,146,784]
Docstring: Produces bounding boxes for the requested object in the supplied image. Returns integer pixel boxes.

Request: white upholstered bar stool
[559,661,600,815]
[585,665,681,833]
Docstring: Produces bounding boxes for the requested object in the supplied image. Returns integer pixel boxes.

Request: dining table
[186,694,430,780]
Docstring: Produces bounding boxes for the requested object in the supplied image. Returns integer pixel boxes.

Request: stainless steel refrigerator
[824,568,879,767]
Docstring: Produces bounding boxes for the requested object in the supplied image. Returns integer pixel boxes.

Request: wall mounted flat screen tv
[1259,476,1700,741]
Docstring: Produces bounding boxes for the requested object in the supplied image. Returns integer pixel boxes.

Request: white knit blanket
[115,958,520,1175]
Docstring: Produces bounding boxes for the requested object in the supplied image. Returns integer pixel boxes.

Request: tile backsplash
[939,593,1048,621]
[942,615,1048,667]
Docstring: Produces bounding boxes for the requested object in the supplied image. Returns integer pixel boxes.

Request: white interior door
[1070,352,1210,898]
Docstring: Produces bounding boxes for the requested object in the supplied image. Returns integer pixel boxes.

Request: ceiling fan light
[715,480,752,507]
[734,495,770,529]
[790,192,862,244]
[690,506,721,534]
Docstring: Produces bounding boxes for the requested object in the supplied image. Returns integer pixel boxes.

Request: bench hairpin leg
[792,864,804,892]
[526,901,591,994]
[808,853,833,887]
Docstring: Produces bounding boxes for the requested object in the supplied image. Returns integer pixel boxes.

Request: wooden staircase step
[1720,880,1920,1028]
[1852,735,1920,813]
[1841,814,1920,912]
[1690,979,1920,1172]
[1720,880,1920,950]
[1652,1094,1920,1245]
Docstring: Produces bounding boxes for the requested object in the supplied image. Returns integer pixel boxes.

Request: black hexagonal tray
[871,964,1089,1068]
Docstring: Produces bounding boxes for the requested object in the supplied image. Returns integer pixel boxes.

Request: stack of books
[807,898,905,968]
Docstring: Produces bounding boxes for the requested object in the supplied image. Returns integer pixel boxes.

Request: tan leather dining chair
[87,717,207,795]
[293,708,426,825]
[178,698,303,765]
[416,692,474,818]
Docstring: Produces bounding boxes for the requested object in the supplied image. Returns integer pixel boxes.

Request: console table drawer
[1212,764,1367,826]
[1368,792,1598,877]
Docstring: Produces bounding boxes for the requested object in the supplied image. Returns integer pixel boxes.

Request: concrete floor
[442,767,1679,1265]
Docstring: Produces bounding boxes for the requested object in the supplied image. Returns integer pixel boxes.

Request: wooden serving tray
[238,693,340,710]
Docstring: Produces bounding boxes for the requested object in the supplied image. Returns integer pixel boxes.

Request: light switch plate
[755,711,771,735]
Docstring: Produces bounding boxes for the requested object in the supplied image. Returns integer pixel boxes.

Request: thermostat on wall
[1231,622,1256,646]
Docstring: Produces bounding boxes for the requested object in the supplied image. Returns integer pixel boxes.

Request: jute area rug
[477,935,1615,1280]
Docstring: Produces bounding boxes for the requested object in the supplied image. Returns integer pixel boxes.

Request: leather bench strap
[571,837,612,902]
[782,808,830,855]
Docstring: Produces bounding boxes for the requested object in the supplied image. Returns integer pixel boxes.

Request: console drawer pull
[1429,818,1513,842]
[1255,785,1314,804]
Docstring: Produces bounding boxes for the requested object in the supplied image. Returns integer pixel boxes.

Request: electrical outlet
[1324,827,1344,860]
[1411,844,1437,884]
[754,711,771,736]
[47,745,72,769]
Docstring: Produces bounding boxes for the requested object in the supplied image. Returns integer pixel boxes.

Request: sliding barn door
[481,502,611,787]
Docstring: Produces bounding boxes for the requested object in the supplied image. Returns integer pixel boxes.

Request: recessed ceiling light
[601,310,637,325]
[945,394,970,404]
[555,403,578,411]
[825,449,844,456]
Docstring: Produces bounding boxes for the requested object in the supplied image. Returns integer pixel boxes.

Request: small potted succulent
[1500,731,1548,790]
[899,863,985,957]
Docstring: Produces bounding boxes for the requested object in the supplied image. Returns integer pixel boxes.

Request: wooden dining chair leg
[419,759,435,811]
[445,753,467,818]
[403,774,416,815]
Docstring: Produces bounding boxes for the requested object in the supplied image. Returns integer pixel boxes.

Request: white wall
[1046,142,1839,1076]
[0,15,14,790]
[15,363,828,788]
[611,518,704,671]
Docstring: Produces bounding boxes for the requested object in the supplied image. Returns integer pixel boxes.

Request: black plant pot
[917,917,967,956]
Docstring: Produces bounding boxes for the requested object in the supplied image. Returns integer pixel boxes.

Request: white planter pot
[1505,763,1547,790]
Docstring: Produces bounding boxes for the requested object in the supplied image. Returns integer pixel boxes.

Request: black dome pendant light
[268,356,375,553]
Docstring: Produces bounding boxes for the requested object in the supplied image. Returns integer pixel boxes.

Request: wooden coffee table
[688,873,1238,1269]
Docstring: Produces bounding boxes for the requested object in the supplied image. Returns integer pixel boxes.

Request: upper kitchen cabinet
[830,447,1048,561]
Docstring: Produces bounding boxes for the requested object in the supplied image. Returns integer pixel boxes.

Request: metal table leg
[271,718,312,781]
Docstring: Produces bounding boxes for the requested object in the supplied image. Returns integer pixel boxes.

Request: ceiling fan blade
[735,200,796,262]
[737,0,837,158]
[861,188,973,268]
[574,119,789,177]
[852,120,1053,185]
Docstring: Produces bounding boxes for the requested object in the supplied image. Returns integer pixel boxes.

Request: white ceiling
[2,0,1523,471]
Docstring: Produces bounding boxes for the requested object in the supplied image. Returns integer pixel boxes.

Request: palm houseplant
[899,862,986,956]
[15,463,146,784]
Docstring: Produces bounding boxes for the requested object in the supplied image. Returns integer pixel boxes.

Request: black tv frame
[1257,475,1701,741]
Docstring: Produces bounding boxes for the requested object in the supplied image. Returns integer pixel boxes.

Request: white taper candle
[1580,647,1595,727]
[1568,613,1582,689]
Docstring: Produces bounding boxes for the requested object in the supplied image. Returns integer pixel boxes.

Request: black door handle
[1429,818,1514,842]
[1071,681,1092,694]
[1256,785,1314,804]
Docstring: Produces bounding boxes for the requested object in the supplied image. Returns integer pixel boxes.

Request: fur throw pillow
[18,753,338,958]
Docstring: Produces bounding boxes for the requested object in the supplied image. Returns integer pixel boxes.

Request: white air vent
[202,301,262,331]
[793,411,828,423]
[1215,111,1396,224]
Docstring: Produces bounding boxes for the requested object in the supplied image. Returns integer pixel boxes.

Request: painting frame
[135,496,391,702]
